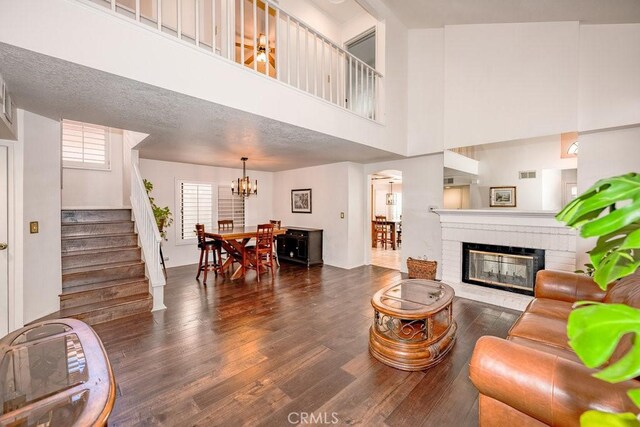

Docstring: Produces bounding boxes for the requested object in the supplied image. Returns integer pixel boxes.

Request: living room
[1,0,640,425]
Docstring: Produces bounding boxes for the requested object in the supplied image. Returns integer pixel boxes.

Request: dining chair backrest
[218,219,234,230]
[375,216,388,230]
[195,223,206,245]
[269,219,281,229]
[375,215,387,222]
[256,224,275,250]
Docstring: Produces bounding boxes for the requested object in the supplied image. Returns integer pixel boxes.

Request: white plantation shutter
[62,120,110,169]
[180,182,214,240]
[218,186,245,226]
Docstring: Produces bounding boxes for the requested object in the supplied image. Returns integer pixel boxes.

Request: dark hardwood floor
[92,262,520,426]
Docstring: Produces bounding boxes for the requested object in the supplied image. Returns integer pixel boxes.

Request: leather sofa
[469,270,640,426]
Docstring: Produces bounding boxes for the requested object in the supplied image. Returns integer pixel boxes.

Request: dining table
[206,226,286,280]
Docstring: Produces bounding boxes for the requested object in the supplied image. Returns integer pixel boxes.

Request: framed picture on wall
[291,188,312,214]
[490,186,516,207]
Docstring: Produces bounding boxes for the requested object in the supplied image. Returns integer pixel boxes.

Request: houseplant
[556,172,640,426]
[143,179,173,240]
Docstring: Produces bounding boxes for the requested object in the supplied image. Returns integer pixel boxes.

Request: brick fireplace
[435,210,577,310]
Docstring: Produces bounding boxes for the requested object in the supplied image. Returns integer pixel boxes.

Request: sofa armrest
[534,270,606,303]
[469,336,637,425]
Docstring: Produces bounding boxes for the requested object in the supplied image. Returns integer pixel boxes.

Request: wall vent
[443,177,455,185]
[519,170,537,179]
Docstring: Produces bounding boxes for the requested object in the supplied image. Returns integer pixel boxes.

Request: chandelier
[232,157,257,198]
[386,181,397,205]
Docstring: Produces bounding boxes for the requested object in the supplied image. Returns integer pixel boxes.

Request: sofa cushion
[508,312,572,352]
[525,298,574,320]
[604,270,640,307]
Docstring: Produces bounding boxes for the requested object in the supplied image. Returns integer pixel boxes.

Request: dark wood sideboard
[276,227,323,266]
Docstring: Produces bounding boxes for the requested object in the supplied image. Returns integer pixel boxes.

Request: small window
[62,120,110,170]
[179,181,214,241]
[217,185,245,226]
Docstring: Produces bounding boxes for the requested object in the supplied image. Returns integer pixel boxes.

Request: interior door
[0,146,8,336]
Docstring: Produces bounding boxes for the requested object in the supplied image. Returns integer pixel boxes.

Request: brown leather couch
[469,270,640,426]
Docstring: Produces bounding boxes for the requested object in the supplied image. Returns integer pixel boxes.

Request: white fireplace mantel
[435,209,577,311]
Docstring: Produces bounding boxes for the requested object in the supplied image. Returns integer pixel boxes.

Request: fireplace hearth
[462,243,545,296]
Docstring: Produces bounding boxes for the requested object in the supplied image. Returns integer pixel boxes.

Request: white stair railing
[86,0,383,121]
[130,159,166,311]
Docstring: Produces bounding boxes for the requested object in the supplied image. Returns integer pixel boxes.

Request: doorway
[0,146,8,336]
[369,170,402,270]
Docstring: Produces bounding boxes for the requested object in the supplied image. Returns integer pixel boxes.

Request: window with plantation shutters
[62,120,110,169]
[218,185,245,226]
[179,182,214,241]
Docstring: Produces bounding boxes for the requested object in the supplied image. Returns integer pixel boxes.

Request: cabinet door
[297,238,308,259]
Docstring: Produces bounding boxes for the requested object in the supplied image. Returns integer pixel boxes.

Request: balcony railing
[86,0,382,121]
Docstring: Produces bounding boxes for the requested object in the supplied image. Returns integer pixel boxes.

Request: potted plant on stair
[143,179,173,239]
[556,172,640,426]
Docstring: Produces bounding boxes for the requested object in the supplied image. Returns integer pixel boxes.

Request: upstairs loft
[0,0,404,167]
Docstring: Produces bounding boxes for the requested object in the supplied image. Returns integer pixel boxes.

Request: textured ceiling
[383,0,640,28]
[0,43,401,171]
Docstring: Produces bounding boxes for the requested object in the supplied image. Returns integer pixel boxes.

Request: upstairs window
[179,181,214,241]
[62,120,110,170]
[217,185,245,226]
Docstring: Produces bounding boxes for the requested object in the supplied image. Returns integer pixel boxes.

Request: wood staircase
[60,209,153,325]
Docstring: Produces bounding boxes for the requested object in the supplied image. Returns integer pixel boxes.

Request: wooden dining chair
[216,219,235,273]
[218,219,234,230]
[195,223,219,282]
[374,215,390,249]
[269,219,281,267]
[245,223,275,282]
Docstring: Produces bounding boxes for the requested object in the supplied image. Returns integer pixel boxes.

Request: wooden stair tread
[60,276,148,297]
[63,260,145,275]
[62,245,140,257]
[62,220,133,225]
[59,293,152,317]
[61,232,137,241]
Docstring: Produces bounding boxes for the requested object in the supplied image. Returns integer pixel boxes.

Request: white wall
[279,0,342,43]
[576,125,640,267]
[407,28,444,155]
[272,162,353,269]
[62,129,127,208]
[365,154,444,274]
[138,158,273,268]
[468,135,577,210]
[347,162,365,268]
[22,111,62,323]
[579,24,640,132]
[444,22,579,149]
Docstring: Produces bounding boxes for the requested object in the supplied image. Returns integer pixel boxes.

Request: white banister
[130,158,166,311]
[78,0,383,121]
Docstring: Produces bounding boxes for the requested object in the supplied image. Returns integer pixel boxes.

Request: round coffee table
[369,279,457,371]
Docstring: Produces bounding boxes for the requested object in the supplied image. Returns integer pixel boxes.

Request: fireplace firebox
[462,243,545,296]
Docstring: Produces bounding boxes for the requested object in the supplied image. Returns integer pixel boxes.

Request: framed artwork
[490,186,516,207]
[291,188,312,214]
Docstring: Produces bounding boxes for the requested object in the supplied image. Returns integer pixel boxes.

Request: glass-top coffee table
[369,279,457,371]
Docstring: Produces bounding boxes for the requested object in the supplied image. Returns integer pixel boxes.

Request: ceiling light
[232,157,258,198]
[327,0,346,4]
[386,181,397,206]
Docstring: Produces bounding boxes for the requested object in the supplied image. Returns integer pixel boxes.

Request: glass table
[369,280,457,371]
[0,319,115,426]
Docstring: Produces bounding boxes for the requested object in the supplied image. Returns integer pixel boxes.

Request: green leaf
[568,304,640,381]
[593,251,640,289]
[628,389,640,408]
[582,200,640,238]
[580,411,639,427]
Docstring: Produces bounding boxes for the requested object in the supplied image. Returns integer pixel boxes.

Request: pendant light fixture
[232,157,257,198]
[386,181,397,205]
